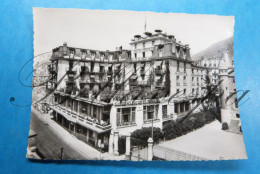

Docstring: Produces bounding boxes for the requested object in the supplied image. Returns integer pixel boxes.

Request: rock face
[192,37,233,62]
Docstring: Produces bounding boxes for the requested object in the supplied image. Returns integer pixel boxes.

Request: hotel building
[46,30,207,151]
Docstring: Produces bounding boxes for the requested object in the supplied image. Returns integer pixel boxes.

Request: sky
[33,8,234,57]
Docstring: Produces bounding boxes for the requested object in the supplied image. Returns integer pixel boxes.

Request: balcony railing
[138,81,151,86]
[65,80,75,85]
[129,80,138,86]
[155,69,165,75]
[107,71,113,75]
[53,105,112,131]
[140,69,145,75]
[48,66,57,73]
[67,69,76,75]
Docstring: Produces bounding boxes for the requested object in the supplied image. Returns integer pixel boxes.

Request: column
[113,129,119,156]
[147,137,153,161]
[125,133,131,160]
[108,130,114,154]
[55,112,58,121]
[95,133,98,147]
[61,117,64,126]
[77,101,80,113]
[86,129,89,142]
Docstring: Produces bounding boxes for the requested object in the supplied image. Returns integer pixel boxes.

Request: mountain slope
[192,37,233,61]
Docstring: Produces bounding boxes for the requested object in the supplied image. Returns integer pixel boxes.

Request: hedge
[163,112,215,140]
[131,127,164,148]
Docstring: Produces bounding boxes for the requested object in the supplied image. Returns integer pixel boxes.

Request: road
[30,111,88,160]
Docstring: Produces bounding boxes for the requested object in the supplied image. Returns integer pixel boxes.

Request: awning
[130,74,137,79]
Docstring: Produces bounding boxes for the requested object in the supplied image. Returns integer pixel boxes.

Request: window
[192,68,194,73]
[143,52,145,58]
[152,41,155,46]
[134,53,137,58]
[177,61,179,71]
[235,98,238,108]
[143,42,145,48]
[143,105,158,121]
[183,89,186,95]
[117,107,136,126]
[162,105,167,118]
[184,62,186,72]
[134,44,137,49]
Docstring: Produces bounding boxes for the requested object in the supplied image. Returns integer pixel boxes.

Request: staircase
[227,119,242,134]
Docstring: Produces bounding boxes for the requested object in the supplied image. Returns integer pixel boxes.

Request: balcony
[90,71,100,75]
[48,66,57,74]
[155,81,164,88]
[114,69,122,75]
[79,79,90,84]
[155,69,165,76]
[138,81,151,86]
[107,71,113,76]
[129,79,138,86]
[65,80,75,85]
[67,69,76,75]
[140,69,146,75]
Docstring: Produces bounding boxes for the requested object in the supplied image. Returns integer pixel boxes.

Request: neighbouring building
[219,51,241,134]
[46,29,207,153]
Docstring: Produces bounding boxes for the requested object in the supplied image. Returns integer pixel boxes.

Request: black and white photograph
[27,8,247,161]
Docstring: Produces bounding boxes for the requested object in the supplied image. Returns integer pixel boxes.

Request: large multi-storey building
[47,29,207,151]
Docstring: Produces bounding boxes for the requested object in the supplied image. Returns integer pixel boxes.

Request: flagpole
[144,14,147,32]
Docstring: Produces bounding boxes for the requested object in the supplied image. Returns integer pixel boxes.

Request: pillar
[61,117,64,126]
[55,112,58,121]
[113,129,119,156]
[86,129,89,142]
[125,133,131,160]
[108,130,114,154]
[147,137,153,161]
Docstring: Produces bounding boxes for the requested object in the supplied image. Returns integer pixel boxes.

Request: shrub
[222,122,229,130]
[131,127,163,148]
[163,112,216,141]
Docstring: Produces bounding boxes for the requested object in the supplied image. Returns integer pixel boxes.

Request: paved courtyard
[159,120,247,160]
